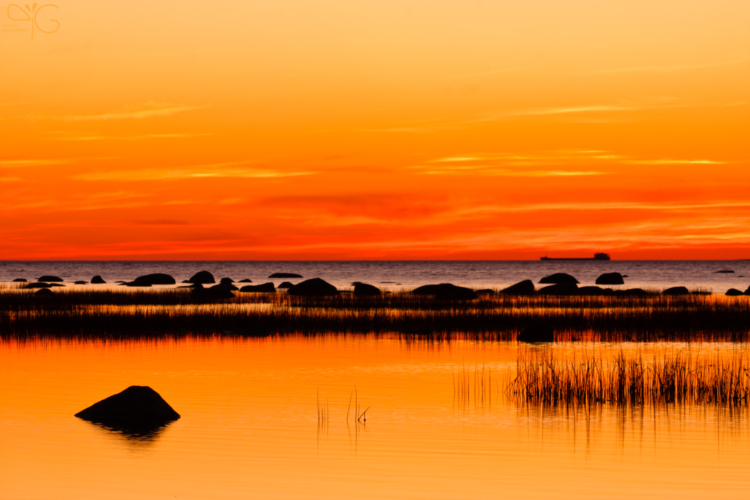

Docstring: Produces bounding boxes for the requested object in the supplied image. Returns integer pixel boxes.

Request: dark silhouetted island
[541,252,611,261]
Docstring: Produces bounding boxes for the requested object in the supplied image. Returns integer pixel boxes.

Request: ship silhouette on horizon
[540,252,611,261]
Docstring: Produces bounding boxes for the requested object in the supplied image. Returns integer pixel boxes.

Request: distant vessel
[541,252,611,261]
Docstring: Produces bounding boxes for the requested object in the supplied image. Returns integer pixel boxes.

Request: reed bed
[0,288,749,341]
[506,347,750,407]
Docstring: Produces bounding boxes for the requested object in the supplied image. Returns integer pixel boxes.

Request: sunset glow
[2,0,749,259]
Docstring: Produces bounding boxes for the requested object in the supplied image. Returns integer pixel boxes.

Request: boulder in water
[517,321,554,343]
[187,271,215,284]
[412,283,478,300]
[75,281,88,285]
[500,280,535,295]
[725,288,744,296]
[210,282,238,291]
[595,272,625,285]
[239,283,276,293]
[539,273,579,284]
[75,386,180,423]
[269,273,302,278]
[287,278,338,296]
[663,286,689,296]
[538,283,579,295]
[91,275,106,284]
[35,288,54,297]
[238,279,253,283]
[353,282,381,296]
[127,273,176,286]
[715,270,735,274]
[277,281,293,289]
[13,278,27,282]
[38,275,63,282]
[219,277,234,284]
[25,282,63,289]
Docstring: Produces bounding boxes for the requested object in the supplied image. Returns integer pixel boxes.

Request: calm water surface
[1,260,749,292]
[2,336,749,499]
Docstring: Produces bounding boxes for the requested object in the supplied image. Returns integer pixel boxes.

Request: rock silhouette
[517,321,554,343]
[715,270,735,274]
[238,279,253,283]
[500,280,535,295]
[126,274,176,286]
[269,273,303,278]
[91,275,106,284]
[277,281,293,289]
[25,282,64,289]
[412,283,478,300]
[38,275,63,282]
[725,288,744,296]
[663,286,689,296]
[75,281,88,285]
[35,288,54,297]
[240,283,276,293]
[75,386,180,423]
[353,282,381,296]
[13,278,27,282]
[219,277,234,284]
[539,273,579,284]
[187,271,215,284]
[287,278,338,296]
[538,283,579,295]
[595,272,625,285]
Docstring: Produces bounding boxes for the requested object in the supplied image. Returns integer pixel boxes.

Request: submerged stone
[38,275,63,282]
[75,386,180,422]
[269,273,303,278]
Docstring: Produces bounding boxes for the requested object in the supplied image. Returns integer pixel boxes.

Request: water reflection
[82,418,177,446]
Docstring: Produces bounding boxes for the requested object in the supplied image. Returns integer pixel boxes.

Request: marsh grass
[506,347,750,407]
[1,287,749,341]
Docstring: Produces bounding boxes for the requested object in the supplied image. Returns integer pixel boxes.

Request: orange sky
[1,0,749,260]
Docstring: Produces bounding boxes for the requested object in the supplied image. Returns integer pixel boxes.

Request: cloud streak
[72,162,317,181]
[29,102,210,122]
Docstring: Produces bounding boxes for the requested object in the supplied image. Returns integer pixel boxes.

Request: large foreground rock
[499,280,535,295]
[539,273,579,284]
[353,282,381,296]
[187,271,215,284]
[75,386,180,422]
[725,288,744,296]
[663,286,689,296]
[38,275,63,282]
[91,275,106,284]
[517,321,555,343]
[240,283,276,293]
[595,272,625,285]
[287,278,338,296]
[269,272,302,278]
[412,283,478,300]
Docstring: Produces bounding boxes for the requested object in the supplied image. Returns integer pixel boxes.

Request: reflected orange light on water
[2,336,750,499]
